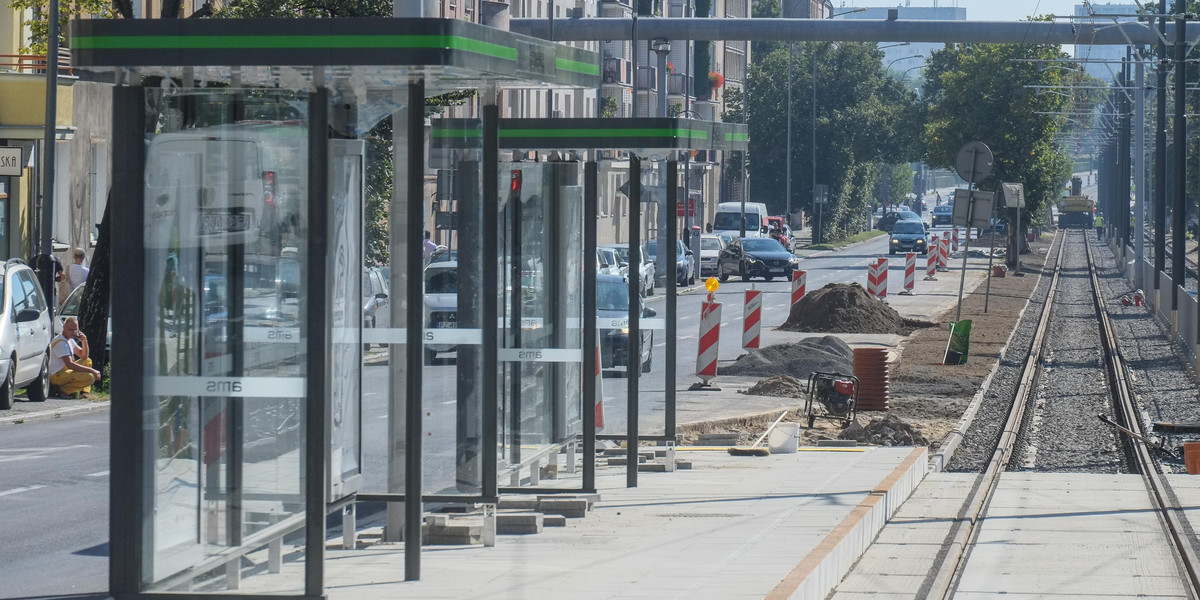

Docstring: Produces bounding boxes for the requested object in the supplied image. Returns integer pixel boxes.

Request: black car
[597,274,654,373]
[931,204,953,227]
[716,237,799,282]
[876,210,922,233]
[888,219,930,255]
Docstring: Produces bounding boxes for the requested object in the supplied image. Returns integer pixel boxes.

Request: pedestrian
[67,247,89,290]
[423,230,437,262]
[34,253,63,310]
[49,317,100,398]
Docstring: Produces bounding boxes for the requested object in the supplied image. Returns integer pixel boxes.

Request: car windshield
[701,237,723,251]
[61,285,84,315]
[596,280,629,311]
[646,240,658,258]
[713,212,760,231]
[935,206,952,213]
[899,212,920,220]
[426,269,458,294]
[742,238,786,252]
[609,246,630,264]
[893,221,924,234]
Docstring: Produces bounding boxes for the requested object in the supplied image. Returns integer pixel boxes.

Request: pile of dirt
[779,283,931,335]
[723,336,854,380]
[838,413,930,447]
[741,375,806,398]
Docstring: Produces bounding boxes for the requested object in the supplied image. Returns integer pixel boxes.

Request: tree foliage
[746,42,920,240]
[921,41,1075,263]
[10,0,115,54]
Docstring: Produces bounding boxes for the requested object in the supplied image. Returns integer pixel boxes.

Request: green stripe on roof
[73,34,517,61]
[431,128,483,139]
[555,57,599,76]
[724,132,749,142]
[500,128,708,139]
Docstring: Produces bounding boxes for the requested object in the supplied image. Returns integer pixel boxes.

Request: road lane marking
[0,485,45,497]
[86,470,110,478]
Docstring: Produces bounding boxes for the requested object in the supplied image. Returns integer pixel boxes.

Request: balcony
[602,57,632,86]
[635,66,658,91]
[0,49,73,76]
[667,73,693,97]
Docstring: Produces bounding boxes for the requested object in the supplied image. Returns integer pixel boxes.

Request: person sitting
[49,317,101,398]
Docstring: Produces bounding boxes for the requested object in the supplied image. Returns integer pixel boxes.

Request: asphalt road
[0,414,110,599]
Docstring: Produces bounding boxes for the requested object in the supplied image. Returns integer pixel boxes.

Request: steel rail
[927,229,1068,600]
[1085,232,1200,599]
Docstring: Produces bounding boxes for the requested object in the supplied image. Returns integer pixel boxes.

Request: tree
[922,40,1074,265]
[9,0,115,53]
[746,42,920,241]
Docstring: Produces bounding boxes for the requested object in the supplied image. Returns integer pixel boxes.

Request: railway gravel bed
[1009,231,1127,473]
[1092,235,1200,474]
[944,234,1062,472]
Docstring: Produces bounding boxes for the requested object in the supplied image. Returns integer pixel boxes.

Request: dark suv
[931,204,953,227]
[889,220,930,255]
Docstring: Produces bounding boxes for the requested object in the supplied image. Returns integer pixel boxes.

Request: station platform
[303,446,928,600]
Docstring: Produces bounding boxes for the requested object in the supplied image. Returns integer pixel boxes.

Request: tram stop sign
[955,141,993,183]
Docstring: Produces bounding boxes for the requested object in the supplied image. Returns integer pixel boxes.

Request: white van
[712,202,769,238]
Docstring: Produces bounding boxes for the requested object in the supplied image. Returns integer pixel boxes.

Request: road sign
[813,184,829,205]
[951,189,994,229]
[0,147,22,177]
[1000,182,1025,208]
[954,141,993,183]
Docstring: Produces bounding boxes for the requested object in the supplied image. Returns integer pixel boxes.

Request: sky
[833,1,1119,22]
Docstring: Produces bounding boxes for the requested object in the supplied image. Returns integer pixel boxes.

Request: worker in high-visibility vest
[1095,213,1104,235]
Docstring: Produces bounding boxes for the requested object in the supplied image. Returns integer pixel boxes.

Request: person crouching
[50,317,101,397]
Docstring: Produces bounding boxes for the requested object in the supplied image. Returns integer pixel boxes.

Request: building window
[89,141,108,245]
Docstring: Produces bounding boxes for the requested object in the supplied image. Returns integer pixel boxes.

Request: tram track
[928,229,1200,599]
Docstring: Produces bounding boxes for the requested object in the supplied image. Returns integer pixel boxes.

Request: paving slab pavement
[238,446,928,600]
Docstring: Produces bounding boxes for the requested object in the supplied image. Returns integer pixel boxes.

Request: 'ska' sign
[0,147,22,177]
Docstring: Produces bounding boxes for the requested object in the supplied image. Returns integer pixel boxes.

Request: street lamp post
[885,54,924,70]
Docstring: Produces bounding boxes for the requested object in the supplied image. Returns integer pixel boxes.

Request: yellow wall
[0,74,74,133]
[0,7,22,57]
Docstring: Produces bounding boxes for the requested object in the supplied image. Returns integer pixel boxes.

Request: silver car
[0,259,53,409]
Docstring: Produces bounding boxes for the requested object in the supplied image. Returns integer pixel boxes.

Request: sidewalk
[247,446,928,600]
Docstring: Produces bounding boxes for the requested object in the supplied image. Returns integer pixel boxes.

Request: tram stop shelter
[72,15,744,600]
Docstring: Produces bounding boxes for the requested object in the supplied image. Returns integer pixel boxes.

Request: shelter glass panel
[141,88,309,593]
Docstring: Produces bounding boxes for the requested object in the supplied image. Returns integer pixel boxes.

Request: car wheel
[889,249,897,256]
[641,350,652,374]
[740,265,750,282]
[765,276,774,282]
[646,282,654,297]
[363,317,374,352]
[27,352,49,403]
[0,364,12,410]
[719,271,729,283]
[786,272,794,282]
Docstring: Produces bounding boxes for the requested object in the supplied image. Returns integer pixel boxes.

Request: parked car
[698,234,726,276]
[716,237,800,282]
[0,259,52,409]
[597,247,622,276]
[428,248,458,264]
[605,243,655,297]
[645,239,695,286]
[423,261,458,363]
[876,210,922,233]
[889,219,931,255]
[596,274,654,374]
[275,255,300,299]
[57,284,112,352]
[931,204,954,227]
[363,266,390,349]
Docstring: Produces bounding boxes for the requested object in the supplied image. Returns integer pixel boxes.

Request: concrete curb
[4,400,111,425]
[927,234,1058,472]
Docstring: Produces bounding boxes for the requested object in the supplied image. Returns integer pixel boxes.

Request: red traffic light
[511,170,522,194]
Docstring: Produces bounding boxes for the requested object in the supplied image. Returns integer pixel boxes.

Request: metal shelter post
[482,102,500,504]
[1136,45,1146,288]
[404,80,425,581]
[583,160,598,493]
[1119,47,1131,259]
[1172,14,1185,315]
[627,155,641,488]
[665,158,677,438]
[1155,4,1167,291]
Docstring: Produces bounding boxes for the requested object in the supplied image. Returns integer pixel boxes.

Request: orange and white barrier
[867,258,888,299]
[743,289,762,349]
[938,232,950,271]
[901,252,915,295]
[924,250,938,281]
[594,327,605,431]
[952,226,960,252]
[791,269,807,310]
[696,300,722,384]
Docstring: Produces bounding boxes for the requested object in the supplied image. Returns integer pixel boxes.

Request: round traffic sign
[955,141,994,183]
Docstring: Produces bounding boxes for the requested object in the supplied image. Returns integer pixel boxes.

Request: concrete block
[675,460,693,469]
[542,514,568,527]
[537,498,590,518]
[537,493,600,507]
[817,439,858,447]
[497,497,539,511]
[422,520,482,545]
[496,513,543,535]
[540,463,559,480]
[606,456,647,466]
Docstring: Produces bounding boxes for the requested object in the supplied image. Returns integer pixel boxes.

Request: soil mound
[723,336,854,380]
[780,283,930,335]
[742,375,806,397]
[838,413,930,447]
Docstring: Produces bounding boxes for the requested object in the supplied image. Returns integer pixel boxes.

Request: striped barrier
[867,258,888,299]
[791,269,807,311]
[924,249,938,281]
[595,327,604,430]
[743,289,762,349]
[901,252,915,295]
[696,300,722,384]
[938,232,950,272]
[952,226,960,252]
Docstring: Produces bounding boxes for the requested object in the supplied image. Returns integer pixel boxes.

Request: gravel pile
[840,413,930,447]
[723,336,854,379]
[780,283,932,335]
[741,375,806,398]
